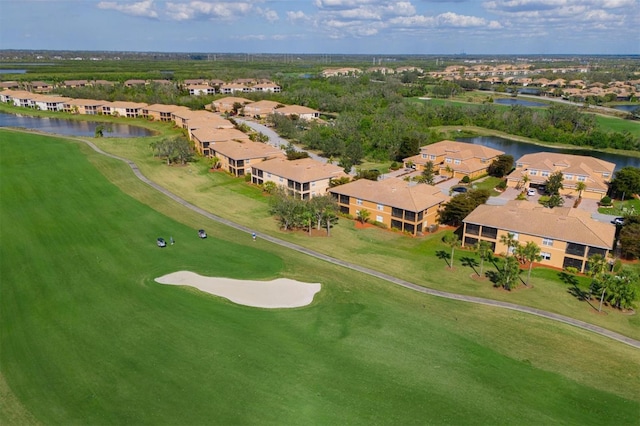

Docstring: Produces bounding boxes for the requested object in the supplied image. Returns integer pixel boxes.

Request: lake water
[0,69,27,74]
[494,98,549,108]
[611,104,640,112]
[0,113,154,138]
[456,135,640,170]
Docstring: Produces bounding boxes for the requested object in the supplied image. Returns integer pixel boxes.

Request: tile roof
[463,200,615,249]
[191,127,251,143]
[275,105,320,115]
[253,157,347,183]
[329,178,449,212]
[507,152,615,192]
[417,140,504,160]
[211,140,284,160]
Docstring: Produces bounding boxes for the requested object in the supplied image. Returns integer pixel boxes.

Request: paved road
[65,133,640,349]
[234,117,328,164]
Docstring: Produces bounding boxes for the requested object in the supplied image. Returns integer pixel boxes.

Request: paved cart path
[70,134,640,349]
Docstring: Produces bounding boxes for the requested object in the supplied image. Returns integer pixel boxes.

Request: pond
[611,104,640,113]
[456,135,640,170]
[494,98,549,108]
[0,112,154,138]
[0,69,27,74]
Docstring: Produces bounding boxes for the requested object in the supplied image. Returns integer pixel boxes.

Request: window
[422,154,427,159]
[454,159,461,165]
[311,182,316,187]
[530,170,538,176]
[430,155,436,160]
[602,173,610,178]
[540,252,551,261]
[356,199,363,206]
[267,173,272,178]
[465,223,480,235]
[445,158,452,163]
[542,238,554,247]
[541,171,549,177]
[376,215,383,222]
[279,177,283,182]
[564,174,573,180]
[577,176,586,182]
[377,204,384,211]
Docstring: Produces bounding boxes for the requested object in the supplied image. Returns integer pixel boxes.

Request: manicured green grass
[2,130,639,424]
[598,199,640,216]
[82,133,640,338]
[595,115,640,138]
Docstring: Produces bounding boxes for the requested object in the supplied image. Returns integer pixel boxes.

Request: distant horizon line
[1,49,638,58]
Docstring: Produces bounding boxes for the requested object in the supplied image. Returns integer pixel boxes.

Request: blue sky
[1,0,638,54]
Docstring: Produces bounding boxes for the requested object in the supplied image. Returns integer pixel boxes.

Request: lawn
[2,130,639,424]
[598,198,640,216]
[79,131,640,339]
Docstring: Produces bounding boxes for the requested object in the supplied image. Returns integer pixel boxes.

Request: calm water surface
[456,135,639,170]
[611,104,640,113]
[494,98,549,108]
[0,112,154,138]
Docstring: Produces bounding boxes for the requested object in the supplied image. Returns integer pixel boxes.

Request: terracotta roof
[253,157,347,183]
[144,103,187,113]
[329,178,449,212]
[109,101,148,109]
[191,127,251,143]
[463,200,615,249]
[275,105,320,116]
[64,98,106,106]
[211,140,284,161]
[417,140,504,160]
[507,152,615,192]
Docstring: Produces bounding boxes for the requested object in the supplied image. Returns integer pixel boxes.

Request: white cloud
[165,1,253,21]
[257,7,280,23]
[287,10,308,22]
[97,0,159,18]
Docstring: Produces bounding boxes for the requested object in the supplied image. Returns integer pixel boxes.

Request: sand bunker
[155,271,321,308]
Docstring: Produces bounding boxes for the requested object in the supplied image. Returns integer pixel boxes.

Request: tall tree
[488,155,514,178]
[443,233,461,269]
[499,232,519,257]
[474,240,493,278]
[520,241,542,286]
[421,160,436,185]
[545,171,564,195]
[575,181,587,199]
[496,256,521,291]
[609,167,640,199]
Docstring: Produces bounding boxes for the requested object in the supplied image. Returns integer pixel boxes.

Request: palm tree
[445,165,454,179]
[499,232,519,257]
[521,241,542,286]
[356,209,370,224]
[474,240,492,278]
[575,181,587,199]
[443,233,461,269]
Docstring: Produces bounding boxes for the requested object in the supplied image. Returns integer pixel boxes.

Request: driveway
[234,117,327,164]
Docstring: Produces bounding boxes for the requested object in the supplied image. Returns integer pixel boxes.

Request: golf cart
[198,229,207,239]
[157,237,167,247]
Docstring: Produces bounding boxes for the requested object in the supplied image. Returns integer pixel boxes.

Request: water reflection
[0,112,154,138]
[494,98,548,108]
[456,135,639,170]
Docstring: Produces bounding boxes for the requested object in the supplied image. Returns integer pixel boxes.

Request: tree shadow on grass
[460,256,479,275]
[559,271,598,311]
[435,250,450,267]
[486,270,500,287]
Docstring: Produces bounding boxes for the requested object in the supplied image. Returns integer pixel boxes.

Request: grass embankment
[74,131,640,339]
[2,130,640,425]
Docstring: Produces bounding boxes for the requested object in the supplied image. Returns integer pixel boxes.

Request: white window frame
[377,204,384,211]
[542,238,554,247]
[540,252,551,261]
[445,158,452,163]
[577,175,586,182]
[356,198,363,206]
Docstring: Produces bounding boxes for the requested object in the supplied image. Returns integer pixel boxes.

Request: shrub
[389,161,400,171]
[244,174,252,182]
[262,181,277,194]
[372,221,388,229]
[461,175,471,184]
[599,196,612,207]
[565,266,579,275]
[516,192,527,200]
[496,180,507,190]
